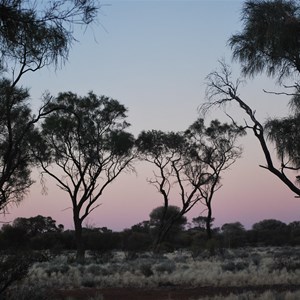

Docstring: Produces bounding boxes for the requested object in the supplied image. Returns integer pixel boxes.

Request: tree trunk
[74,215,85,264]
[152,216,179,253]
[206,204,212,240]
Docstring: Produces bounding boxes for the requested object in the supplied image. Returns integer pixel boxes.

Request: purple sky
[2,0,300,230]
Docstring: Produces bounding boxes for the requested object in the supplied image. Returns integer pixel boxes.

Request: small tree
[221,222,246,248]
[36,91,135,263]
[149,205,187,248]
[12,215,63,236]
[192,216,214,231]
[252,219,288,245]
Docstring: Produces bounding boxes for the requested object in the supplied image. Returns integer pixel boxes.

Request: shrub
[154,260,176,274]
[221,261,249,272]
[139,263,153,277]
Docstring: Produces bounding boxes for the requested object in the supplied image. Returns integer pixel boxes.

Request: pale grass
[15,247,300,294]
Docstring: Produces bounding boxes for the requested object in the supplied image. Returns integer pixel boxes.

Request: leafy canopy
[229,0,300,81]
[0,79,37,210]
[0,0,98,73]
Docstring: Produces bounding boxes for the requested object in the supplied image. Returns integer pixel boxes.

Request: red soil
[55,284,300,300]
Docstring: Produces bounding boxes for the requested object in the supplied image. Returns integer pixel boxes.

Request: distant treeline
[1,215,300,253]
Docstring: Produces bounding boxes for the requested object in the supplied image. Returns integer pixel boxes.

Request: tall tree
[0,0,99,212]
[204,0,300,198]
[185,119,244,239]
[35,91,135,263]
[137,121,243,248]
[229,0,300,169]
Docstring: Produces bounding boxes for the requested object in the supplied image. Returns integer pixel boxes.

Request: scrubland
[5,246,300,299]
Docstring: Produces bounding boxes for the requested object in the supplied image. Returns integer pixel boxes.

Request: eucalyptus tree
[136,120,243,249]
[36,92,135,263]
[0,0,99,213]
[149,205,187,246]
[136,130,203,251]
[204,0,300,198]
[185,119,245,239]
[229,0,300,179]
[205,62,300,197]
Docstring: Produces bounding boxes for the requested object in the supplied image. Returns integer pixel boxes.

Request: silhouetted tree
[252,219,288,245]
[0,215,63,250]
[205,61,300,198]
[288,221,300,245]
[149,205,187,249]
[136,130,204,251]
[137,121,243,249]
[35,92,135,263]
[221,222,246,248]
[185,118,244,239]
[0,0,99,213]
[204,0,300,198]
[0,81,36,210]
[192,216,215,231]
[12,215,63,236]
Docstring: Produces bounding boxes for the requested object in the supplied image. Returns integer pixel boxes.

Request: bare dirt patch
[55,284,300,300]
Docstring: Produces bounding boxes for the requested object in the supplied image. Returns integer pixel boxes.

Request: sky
[2,0,300,231]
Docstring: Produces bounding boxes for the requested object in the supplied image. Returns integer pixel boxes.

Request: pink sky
[2,1,300,231]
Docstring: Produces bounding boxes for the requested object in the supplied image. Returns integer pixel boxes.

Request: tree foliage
[150,205,187,232]
[228,0,300,181]
[0,80,32,209]
[185,118,244,239]
[0,0,98,80]
[12,215,63,236]
[205,2,300,199]
[229,0,300,81]
[137,119,243,246]
[36,91,135,262]
[0,0,99,212]
[0,80,53,210]
[205,60,300,197]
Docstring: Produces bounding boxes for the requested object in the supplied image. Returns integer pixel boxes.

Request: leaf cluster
[40,91,134,165]
[229,0,300,81]
[0,79,37,210]
[0,0,99,73]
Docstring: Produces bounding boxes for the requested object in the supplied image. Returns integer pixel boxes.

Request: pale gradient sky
[2,0,300,230]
